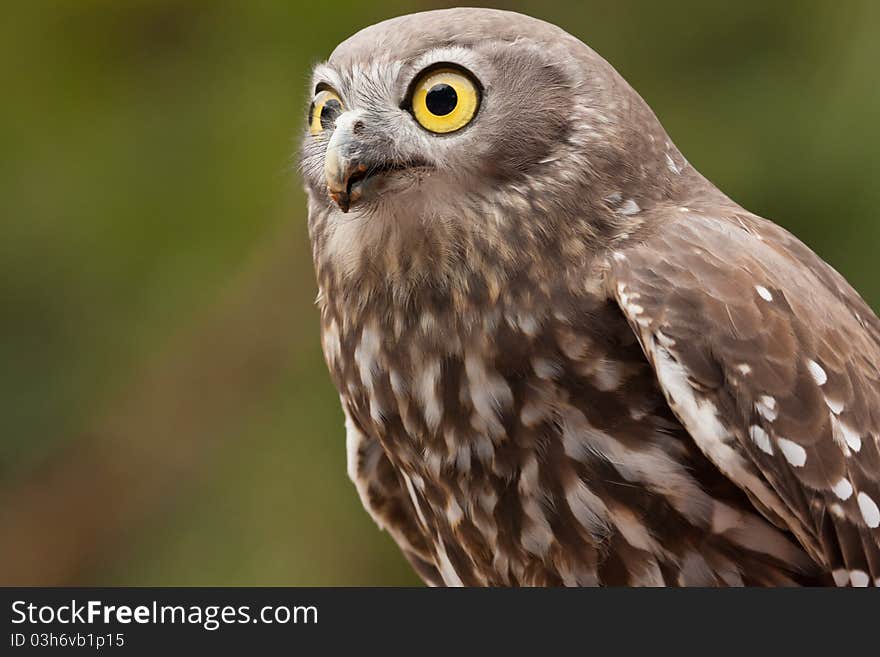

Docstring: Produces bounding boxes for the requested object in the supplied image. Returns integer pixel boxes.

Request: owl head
[301,8,695,293]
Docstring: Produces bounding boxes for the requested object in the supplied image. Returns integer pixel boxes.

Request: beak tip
[329,190,351,213]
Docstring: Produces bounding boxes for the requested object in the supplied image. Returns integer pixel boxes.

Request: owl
[300,8,880,586]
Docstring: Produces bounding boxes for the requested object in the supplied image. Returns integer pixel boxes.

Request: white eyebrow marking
[406,45,481,84]
[311,64,345,95]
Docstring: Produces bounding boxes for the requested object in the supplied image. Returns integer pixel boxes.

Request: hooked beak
[324,113,370,213]
[323,112,430,213]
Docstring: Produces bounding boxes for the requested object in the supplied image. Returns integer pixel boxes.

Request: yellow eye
[411,67,480,134]
[309,89,344,136]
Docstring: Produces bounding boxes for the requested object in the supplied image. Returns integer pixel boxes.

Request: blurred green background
[1,0,878,585]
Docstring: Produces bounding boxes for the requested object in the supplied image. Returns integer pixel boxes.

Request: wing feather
[607,208,880,585]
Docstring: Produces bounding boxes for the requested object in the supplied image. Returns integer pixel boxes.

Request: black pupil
[425,83,457,116]
[319,98,342,130]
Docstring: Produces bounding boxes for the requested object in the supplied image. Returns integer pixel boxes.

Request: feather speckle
[857,493,880,528]
[749,425,774,455]
[831,478,853,501]
[777,438,807,467]
[755,285,773,302]
[807,360,828,386]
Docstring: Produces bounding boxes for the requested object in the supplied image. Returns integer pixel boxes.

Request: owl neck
[308,152,722,332]
[311,200,598,328]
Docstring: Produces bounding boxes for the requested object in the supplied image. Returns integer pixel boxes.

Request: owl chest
[326,315,526,475]
[322,298,650,468]
[330,324,548,584]
[321,302,670,584]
